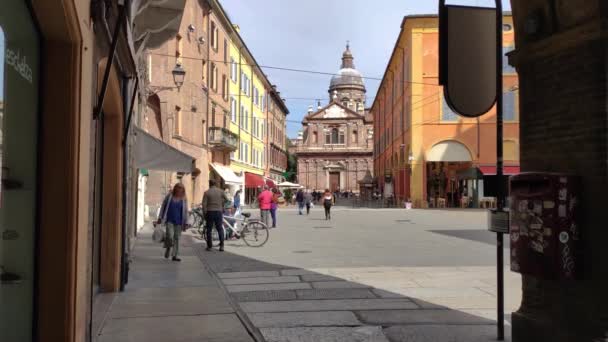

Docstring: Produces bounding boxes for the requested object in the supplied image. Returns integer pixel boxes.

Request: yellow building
[209,0,279,204]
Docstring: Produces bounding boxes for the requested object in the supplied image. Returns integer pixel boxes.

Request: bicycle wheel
[241,221,269,247]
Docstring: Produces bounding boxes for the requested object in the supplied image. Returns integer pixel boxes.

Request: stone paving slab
[231,290,298,302]
[296,288,378,300]
[300,274,343,282]
[98,314,253,342]
[109,287,234,318]
[250,311,362,328]
[280,269,318,276]
[311,281,371,289]
[357,309,495,325]
[411,297,506,310]
[240,299,419,313]
[383,324,511,342]
[218,271,281,279]
[374,287,491,299]
[261,326,390,342]
[222,276,301,285]
[227,282,312,293]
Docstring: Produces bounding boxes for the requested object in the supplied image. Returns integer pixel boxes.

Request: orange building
[372,14,519,208]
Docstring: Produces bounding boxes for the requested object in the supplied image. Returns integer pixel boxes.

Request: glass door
[0,1,40,341]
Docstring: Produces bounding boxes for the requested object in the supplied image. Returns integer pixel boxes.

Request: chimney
[317,100,322,110]
[308,105,313,114]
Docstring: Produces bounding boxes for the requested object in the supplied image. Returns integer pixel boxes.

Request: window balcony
[208,127,238,152]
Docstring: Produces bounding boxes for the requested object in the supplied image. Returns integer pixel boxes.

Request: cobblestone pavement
[193,208,521,342]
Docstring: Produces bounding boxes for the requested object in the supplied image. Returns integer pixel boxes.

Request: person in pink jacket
[258,185,273,227]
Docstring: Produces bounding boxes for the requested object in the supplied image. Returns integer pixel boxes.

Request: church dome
[329,43,366,93]
[330,68,365,89]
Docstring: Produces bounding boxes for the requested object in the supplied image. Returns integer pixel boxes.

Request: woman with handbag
[157,183,189,262]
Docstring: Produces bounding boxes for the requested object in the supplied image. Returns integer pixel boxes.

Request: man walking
[258,185,273,227]
[202,179,229,252]
[304,190,313,215]
[295,189,305,215]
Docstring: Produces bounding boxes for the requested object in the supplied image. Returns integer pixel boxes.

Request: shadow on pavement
[194,241,513,342]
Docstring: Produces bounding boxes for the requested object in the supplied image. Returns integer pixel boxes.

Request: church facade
[293,44,374,192]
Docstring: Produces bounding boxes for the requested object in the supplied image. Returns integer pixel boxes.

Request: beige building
[266,87,290,183]
[294,45,374,192]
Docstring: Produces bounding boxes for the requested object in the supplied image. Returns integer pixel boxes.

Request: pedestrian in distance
[223,187,233,215]
[157,183,189,262]
[202,179,230,252]
[258,185,273,227]
[304,189,313,215]
[270,188,280,228]
[323,188,334,220]
[296,188,305,215]
[233,189,242,216]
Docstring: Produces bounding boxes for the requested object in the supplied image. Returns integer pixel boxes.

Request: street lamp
[172,63,186,90]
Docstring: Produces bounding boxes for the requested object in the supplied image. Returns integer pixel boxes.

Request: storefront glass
[0,1,40,340]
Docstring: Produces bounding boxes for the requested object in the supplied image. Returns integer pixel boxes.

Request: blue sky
[219,0,511,137]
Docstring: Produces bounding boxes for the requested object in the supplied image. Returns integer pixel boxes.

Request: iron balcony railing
[208,127,238,151]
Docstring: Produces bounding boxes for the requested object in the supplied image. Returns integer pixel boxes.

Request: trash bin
[509,173,581,280]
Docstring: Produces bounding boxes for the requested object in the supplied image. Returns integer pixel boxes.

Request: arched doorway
[425,140,473,208]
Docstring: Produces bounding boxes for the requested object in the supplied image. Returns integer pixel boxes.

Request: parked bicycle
[202,211,269,247]
[188,205,206,235]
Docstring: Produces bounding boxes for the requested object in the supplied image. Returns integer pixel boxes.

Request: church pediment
[305,102,364,121]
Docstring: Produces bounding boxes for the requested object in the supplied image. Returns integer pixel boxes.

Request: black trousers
[205,211,224,248]
[324,203,331,219]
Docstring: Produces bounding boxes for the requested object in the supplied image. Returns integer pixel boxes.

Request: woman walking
[157,183,189,262]
[323,189,333,220]
[270,188,280,228]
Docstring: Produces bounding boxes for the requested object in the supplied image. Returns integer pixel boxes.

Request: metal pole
[94,6,126,120]
[495,1,505,340]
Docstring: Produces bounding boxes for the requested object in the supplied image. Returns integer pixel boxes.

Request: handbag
[152,224,165,243]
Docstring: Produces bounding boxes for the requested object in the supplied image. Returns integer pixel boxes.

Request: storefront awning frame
[133,126,194,172]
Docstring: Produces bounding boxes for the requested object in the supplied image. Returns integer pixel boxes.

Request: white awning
[426,141,472,162]
[132,0,187,54]
[134,126,194,172]
[277,181,303,189]
[210,163,243,185]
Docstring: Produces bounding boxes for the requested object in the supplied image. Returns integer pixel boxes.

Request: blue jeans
[270,207,277,227]
[298,202,304,214]
[205,211,224,248]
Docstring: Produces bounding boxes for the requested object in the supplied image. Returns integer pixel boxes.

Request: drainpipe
[120,75,132,291]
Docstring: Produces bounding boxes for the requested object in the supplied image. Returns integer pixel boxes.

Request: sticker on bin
[543,201,555,209]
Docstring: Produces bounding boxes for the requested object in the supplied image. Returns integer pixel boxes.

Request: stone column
[510,2,608,341]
